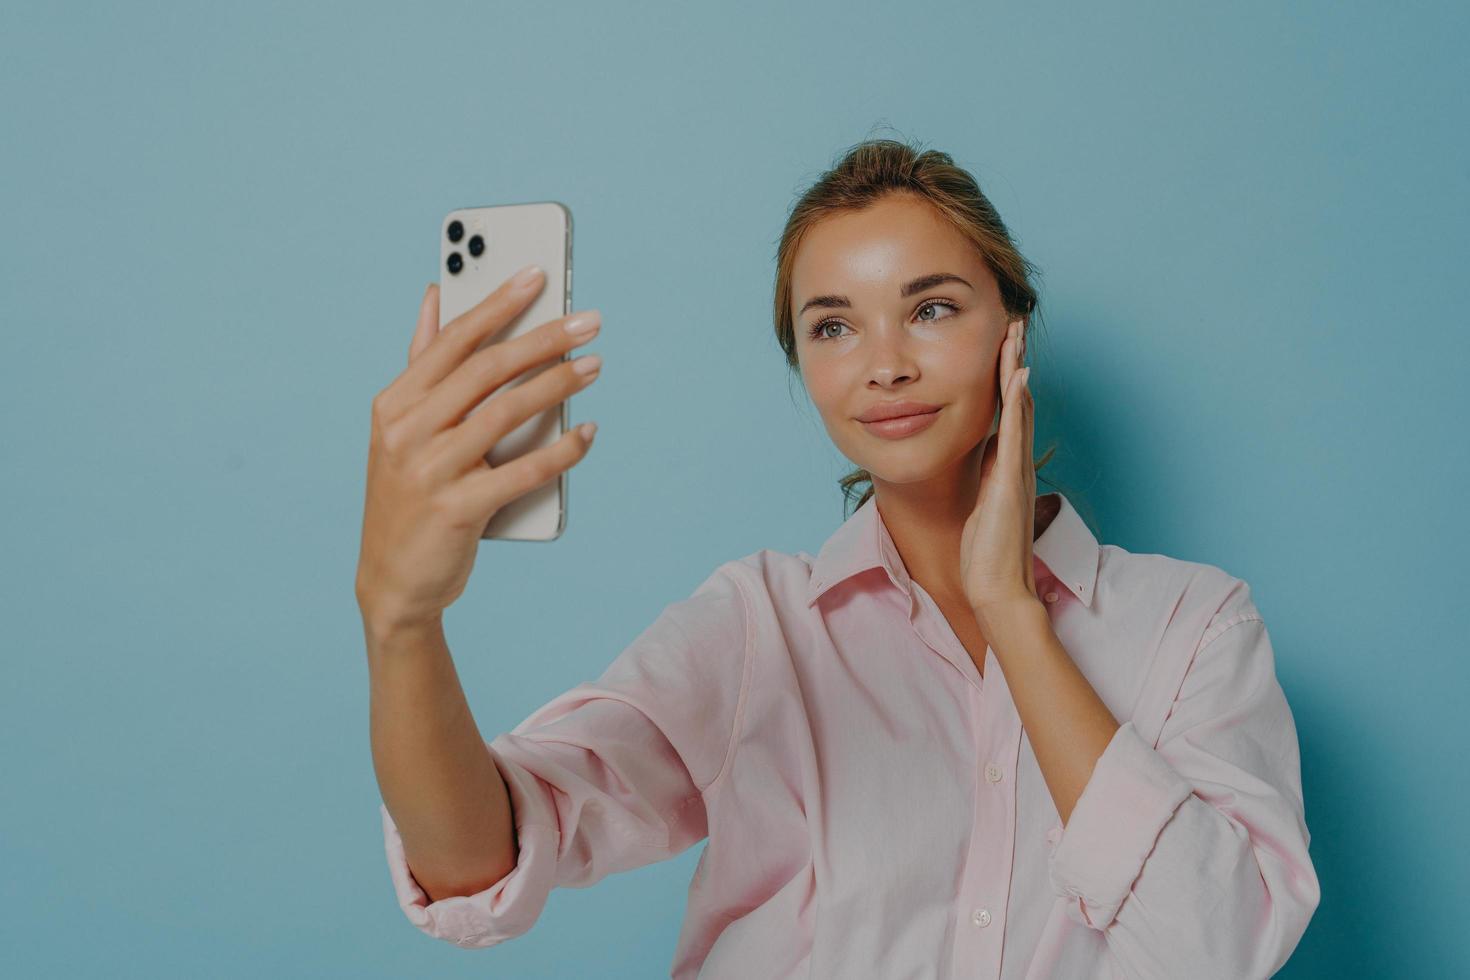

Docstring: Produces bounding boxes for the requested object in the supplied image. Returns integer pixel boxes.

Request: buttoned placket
[907,580,1024,979]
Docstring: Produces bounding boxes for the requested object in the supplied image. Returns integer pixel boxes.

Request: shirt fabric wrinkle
[377,490,1320,978]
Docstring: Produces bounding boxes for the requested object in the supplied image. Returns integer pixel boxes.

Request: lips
[858,406,942,439]
[855,400,942,423]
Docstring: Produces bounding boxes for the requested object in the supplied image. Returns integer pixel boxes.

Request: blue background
[3,1,1464,976]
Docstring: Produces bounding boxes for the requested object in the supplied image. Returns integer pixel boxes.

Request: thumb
[407,282,439,364]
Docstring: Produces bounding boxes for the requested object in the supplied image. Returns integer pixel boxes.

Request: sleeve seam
[1155,614,1268,747]
[1197,613,1264,656]
[698,565,754,796]
[1162,616,1278,751]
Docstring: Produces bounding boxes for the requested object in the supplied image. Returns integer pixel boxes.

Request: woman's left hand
[961,318,1038,620]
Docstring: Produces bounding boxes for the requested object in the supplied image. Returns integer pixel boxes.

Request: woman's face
[792,192,1018,491]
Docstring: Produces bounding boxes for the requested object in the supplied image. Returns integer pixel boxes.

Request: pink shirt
[380,491,1320,978]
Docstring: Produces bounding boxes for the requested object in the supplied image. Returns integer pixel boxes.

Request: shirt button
[972,908,992,927]
[1046,827,1061,844]
[984,763,1003,783]
[1044,591,1059,603]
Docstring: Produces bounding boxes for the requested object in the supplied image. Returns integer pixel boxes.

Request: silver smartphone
[439,200,573,541]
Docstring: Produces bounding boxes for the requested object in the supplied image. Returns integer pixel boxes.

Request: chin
[851,447,964,485]
[844,429,987,485]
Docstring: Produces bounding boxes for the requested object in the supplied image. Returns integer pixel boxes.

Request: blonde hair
[774,134,1075,519]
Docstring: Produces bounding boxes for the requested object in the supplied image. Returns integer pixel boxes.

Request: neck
[871,451,1057,604]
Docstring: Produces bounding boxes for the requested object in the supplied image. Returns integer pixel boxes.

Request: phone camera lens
[446,220,464,243]
[446,252,463,274]
[467,234,484,257]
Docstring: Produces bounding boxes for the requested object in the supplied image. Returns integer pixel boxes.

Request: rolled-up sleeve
[380,562,752,949]
[1047,582,1321,979]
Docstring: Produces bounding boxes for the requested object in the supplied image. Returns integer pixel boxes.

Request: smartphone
[439,200,573,541]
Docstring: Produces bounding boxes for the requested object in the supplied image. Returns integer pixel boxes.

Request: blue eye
[806,299,962,342]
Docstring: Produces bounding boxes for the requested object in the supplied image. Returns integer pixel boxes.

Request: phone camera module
[446,220,464,243]
[446,252,464,275]
[467,234,485,257]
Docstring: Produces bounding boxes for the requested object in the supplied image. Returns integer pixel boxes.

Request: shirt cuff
[380,746,564,948]
[1046,720,1194,930]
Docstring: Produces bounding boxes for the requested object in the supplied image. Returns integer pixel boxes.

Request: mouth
[857,406,942,439]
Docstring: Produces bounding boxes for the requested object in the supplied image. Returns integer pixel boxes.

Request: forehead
[791,193,984,302]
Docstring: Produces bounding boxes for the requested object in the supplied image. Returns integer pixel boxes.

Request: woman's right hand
[355,265,602,637]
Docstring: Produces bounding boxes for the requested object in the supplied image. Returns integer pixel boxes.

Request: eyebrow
[797,272,973,318]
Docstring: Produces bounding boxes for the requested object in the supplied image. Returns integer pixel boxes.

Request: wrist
[972,594,1047,639]
[360,604,445,655]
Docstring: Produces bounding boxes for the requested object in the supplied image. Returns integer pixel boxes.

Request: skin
[792,191,1026,664]
[792,191,1120,825]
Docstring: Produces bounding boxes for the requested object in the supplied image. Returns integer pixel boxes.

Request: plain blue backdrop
[3,1,1465,976]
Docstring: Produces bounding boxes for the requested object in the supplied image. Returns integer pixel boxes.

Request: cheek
[951,332,998,371]
[929,340,995,394]
[801,362,846,417]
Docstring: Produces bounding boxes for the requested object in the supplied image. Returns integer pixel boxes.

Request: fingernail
[564,310,602,336]
[1022,366,1032,387]
[578,421,598,444]
[572,354,602,375]
[511,264,543,287]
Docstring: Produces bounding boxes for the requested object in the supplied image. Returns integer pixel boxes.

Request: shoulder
[1099,541,1259,614]
[1094,543,1265,658]
[714,546,822,610]
[1087,544,1277,744]
[641,549,815,656]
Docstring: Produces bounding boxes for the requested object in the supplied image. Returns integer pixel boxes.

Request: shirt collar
[804,490,1100,609]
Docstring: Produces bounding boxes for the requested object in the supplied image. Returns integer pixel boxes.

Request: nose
[865,322,920,388]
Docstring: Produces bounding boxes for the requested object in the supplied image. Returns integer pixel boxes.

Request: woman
[358,138,1320,978]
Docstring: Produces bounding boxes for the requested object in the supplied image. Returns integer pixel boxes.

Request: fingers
[430,263,546,365]
[404,306,600,450]
[1002,318,1024,395]
[1015,319,1031,436]
[998,322,1030,475]
[999,320,1020,413]
[1005,360,1026,421]
[458,417,598,518]
[426,342,602,482]
[385,265,548,416]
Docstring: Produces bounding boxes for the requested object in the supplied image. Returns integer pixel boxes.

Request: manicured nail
[578,421,598,444]
[564,310,601,336]
[511,264,543,287]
